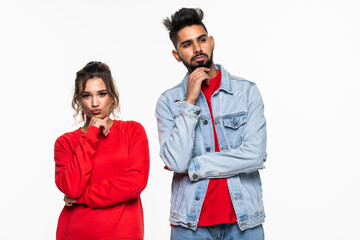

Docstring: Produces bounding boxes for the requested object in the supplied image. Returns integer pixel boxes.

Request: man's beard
[180,50,214,73]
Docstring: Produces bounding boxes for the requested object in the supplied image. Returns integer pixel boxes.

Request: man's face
[172,25,215,73]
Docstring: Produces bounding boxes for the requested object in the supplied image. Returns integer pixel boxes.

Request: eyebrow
[81,89,107,94]
[180,34,208,46]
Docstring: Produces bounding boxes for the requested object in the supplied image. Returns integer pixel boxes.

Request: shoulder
[218,64,256,90]
[115,120,147,138]
[116,121,149,148]
[156,82,185,116]
[54,128,82,149]
[229,76,263,105]
[229,74,255,86]
[159,82,183,97]
[157,82,184,104]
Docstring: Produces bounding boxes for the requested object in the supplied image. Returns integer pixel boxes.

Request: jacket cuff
[179,101,202,119]
[187,157,200,181]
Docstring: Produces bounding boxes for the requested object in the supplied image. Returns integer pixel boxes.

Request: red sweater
[197,70,237,226]
[54,120,149,240]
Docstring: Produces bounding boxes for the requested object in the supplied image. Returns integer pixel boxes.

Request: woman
[54,61,150,240]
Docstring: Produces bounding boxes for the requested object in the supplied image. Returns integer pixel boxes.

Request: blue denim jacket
[155,64,267,231]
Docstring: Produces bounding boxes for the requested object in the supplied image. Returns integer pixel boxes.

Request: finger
[103,129,109,137]
[189,73,210,84]
[193,67,210,72]
[103,116,109,122]
[191,68,210,76]
[192,69,210,78]
[102,122,110,136]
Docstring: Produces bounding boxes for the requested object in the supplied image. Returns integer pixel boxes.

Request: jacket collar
[180,64,234,98]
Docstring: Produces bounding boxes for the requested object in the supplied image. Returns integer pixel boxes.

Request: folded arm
[54,126,99,198]
[76,124,150,208]
[156,96,201,173]
[187,84,267,181]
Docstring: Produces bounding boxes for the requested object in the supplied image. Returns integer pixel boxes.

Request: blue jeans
[171,223,264,240]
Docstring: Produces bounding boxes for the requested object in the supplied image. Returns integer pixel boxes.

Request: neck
[207,63,218,79]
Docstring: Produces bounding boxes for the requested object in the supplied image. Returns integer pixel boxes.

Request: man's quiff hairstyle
[163,8,208,49]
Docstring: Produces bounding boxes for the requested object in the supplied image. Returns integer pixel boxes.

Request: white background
[0,0,359,239]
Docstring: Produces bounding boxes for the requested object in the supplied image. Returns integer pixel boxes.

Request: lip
[91,109,101,114]
[194,56,205,61]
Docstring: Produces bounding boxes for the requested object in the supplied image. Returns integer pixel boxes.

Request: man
[156,8,267,239]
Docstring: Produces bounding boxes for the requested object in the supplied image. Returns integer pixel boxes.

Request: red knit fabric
[197,69,237,226]
[54,120,149,240]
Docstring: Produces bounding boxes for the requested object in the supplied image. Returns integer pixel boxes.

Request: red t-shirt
[54,120,149,240]
[197,69,237,226]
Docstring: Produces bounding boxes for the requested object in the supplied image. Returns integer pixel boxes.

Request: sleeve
[155,94,201,173]
[76,123,150,208]
[54,126,100,198]
[187,84,267,181]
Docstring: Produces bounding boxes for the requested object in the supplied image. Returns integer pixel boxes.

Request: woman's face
[80,77,113,120]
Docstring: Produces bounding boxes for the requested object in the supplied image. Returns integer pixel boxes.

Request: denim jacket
[155,64,267,231]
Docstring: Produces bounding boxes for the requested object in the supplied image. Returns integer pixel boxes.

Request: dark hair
[72,61,120,121]
[163,8,207,49]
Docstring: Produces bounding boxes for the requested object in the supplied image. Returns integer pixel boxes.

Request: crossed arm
[156,83,267,181]
[54,124,150,208]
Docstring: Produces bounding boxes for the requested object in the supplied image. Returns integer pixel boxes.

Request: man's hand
[64,195,76,207]
[185,67,210,105]
[89,116,110,136]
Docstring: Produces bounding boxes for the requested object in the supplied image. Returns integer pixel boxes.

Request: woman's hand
[64,195,76,207]
[89,116,110,136]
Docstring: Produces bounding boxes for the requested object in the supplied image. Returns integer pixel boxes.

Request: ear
[210,36,215,50]
[172,50,182,62]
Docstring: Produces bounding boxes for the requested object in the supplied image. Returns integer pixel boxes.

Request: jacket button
[187,222,191,227]
[193,173,198,180]
[195,196,200,201]
[233,118,238,126]
[195,110,201,115]
[206,147,210,152]
[240,222,246,227]
[204,120,208,125]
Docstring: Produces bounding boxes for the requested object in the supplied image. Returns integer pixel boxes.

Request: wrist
[184,97,196,105]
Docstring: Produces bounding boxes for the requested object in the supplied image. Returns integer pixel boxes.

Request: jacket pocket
[223,114,246,129]
[222,113,247,148]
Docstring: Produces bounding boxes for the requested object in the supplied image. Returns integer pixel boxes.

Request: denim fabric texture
[171,223,264,240]
[155,64,267,231]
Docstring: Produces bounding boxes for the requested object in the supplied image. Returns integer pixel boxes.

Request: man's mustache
[191,53,208,61]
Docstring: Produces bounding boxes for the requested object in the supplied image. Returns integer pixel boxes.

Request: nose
[193,42,202,53]
[91,96,99,107]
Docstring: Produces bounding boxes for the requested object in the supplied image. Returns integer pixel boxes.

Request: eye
[183,42,191,48]
[99,92,107,97]
[199,37,206,43]
[82,94,91,99]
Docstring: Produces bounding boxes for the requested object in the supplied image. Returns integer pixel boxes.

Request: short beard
[180,50,214,73]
